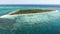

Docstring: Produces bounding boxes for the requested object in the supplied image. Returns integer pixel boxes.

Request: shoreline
[0,10,58,18]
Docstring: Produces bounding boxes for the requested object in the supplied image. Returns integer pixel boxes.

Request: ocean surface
[0,5,60,34]
[0,5,60,16]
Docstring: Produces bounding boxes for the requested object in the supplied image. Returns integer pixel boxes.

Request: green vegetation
[10,9,54,15]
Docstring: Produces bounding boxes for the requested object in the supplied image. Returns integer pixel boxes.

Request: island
[10,9,55,15]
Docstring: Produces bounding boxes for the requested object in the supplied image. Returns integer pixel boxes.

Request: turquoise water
[0,5,60,16]
[0,5,60,34]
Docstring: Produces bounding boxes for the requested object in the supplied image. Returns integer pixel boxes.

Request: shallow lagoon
[0,5,60,34]
[0,10,60,34]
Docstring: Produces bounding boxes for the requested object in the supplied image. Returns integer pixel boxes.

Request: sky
[0,0,60,4]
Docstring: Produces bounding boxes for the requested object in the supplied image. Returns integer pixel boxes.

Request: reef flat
[0,9,59,34]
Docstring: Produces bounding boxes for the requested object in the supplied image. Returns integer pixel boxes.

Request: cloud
[0,0,60,4]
